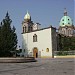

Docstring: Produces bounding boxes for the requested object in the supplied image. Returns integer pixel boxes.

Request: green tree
[0,22,3,52]
[58,34,75,51]
[69,36,75,50]
[58,34,65,51]
[0,12,18,57]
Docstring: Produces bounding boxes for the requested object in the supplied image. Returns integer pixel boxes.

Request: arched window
[46,48,49,52]
[28,26,31,32]
[29,26,33,32]
[33,34,37,42]
[63,30,65,34]
[62,30,65,35]
[68,29,71,35]
[23,26,27,33]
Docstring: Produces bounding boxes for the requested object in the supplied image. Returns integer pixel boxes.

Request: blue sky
[0,0,74,48]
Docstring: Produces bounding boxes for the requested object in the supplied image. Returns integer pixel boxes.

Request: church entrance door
[33,47,38,58]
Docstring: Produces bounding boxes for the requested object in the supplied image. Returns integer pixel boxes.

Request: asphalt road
[0,58,75,75]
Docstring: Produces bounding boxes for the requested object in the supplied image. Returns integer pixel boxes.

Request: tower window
[62,23,64,25]
[68,29,72,35]
[31,27,33,31]
[62,19,64,21]
[63,30,65,34]
[68,23,70,24]
[29,26,33,32]
[29,26,31,32]
[23,26,26,33]
[33,34,37,42]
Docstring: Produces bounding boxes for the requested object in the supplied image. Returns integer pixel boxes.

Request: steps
[0,57,36,63]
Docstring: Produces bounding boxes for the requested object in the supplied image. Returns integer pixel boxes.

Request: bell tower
[22,11,33,33]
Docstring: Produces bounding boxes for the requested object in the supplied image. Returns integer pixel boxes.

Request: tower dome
[24,11,31,20]
[59,9,73,27]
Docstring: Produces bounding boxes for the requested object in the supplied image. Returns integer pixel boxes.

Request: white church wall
[28,28,52,57]
[22,27,55,57]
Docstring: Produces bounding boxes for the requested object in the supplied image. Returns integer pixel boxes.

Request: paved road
[0,58,75,75]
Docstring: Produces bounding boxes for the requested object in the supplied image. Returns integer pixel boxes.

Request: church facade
[21,11,57,58]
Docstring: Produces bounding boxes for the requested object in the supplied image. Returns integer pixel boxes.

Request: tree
[57,34,65,51]
[69,36,75,50]
[58,34,75,51]
[0,12,18,57]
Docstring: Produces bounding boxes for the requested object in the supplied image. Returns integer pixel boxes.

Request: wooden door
[33,48,38,58]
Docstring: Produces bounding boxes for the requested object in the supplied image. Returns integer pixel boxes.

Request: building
[21,11,57,58]
[58,8,75,37]
[57,9,75,51]
[21,9,74,58]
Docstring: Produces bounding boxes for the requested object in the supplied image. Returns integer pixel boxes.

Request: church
[21,11,57,58]
[58,8,75,36]
[21,9,74,58]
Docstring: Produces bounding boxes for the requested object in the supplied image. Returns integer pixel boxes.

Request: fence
[54,50,75,56]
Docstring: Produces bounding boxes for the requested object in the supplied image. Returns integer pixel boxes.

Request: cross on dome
[64,8,67,16]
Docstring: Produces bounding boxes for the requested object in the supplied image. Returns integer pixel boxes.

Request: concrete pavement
[0,58,75,75]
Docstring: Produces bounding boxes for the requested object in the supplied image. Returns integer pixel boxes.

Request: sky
[0,0,74,48]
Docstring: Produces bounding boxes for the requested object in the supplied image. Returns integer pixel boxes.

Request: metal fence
[54,50,75,56]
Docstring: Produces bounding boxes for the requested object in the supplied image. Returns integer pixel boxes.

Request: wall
[22,27,57,58]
